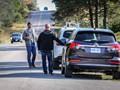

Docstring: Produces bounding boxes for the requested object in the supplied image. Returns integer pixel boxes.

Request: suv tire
[113,72,120,79]
[65,65,72,78]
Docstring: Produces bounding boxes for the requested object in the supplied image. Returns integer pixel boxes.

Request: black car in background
[11,32,23,43]
[61,28,120,79]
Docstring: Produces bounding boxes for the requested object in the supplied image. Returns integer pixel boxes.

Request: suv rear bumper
[69,63,120,72]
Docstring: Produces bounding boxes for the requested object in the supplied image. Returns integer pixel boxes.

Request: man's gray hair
[45,24,50,28]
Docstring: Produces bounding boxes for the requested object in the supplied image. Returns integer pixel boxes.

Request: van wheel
[53,59,59,70]
[113,72,120,79]
[65,65,72,78]
[61,65,65,74]
[61,67,65,74]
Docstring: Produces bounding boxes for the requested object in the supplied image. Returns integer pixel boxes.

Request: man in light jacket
[22,22,37,68]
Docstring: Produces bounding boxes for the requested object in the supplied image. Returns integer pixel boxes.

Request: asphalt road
[0,11,120,90]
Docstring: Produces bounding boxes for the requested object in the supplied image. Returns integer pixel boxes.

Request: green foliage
[27,0,37,11]
[14,13,23,22]
[27,3,35,11]
[109,18,120,33]
[53,0,120,28]
[0,0,33,27]
[107,1,120,32]
[0,0,14,26]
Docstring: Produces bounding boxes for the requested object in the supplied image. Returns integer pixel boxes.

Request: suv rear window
[75,31,116,43]
[63,30,73,38]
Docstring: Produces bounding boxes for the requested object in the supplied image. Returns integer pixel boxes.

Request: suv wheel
[65,65,72,78]
[113,72,120,79]
[104,71,112,75]
[11,41,13,43]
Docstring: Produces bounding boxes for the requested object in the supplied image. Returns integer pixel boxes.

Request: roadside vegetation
[0,0,37,43]
[52,0,120,41]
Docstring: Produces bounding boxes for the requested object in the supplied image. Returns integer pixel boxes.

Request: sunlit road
[0,11,120,90]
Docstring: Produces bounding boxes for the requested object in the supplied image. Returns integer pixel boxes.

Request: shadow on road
[0,62,112,80]
[0,46,26,51]
[0,72,65,79]
[0,61,65,79]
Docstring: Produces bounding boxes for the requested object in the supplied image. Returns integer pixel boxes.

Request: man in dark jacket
[37,24,64,75]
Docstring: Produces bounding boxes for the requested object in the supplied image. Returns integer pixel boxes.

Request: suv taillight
[69,42,82,49]
[109,60,120,65]
[110,44,120,51]
[70,59,81,63]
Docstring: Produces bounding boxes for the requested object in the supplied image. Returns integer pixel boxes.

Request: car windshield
[75,31,116,43]
[12,34,21,37]
[63,30,73,38]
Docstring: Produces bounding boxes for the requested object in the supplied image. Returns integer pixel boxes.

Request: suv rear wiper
[90,40,110,43]
[98,40,110,43]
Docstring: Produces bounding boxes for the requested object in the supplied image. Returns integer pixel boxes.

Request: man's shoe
[29,65,34,68]
[49,72,54,75]
[32,64,36,68]
[44,72,48,74]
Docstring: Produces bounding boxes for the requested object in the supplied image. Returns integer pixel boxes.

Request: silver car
[53,27,76,69]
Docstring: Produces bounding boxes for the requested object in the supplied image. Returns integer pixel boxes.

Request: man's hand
[26,36,31,40]
[38,50,41,54]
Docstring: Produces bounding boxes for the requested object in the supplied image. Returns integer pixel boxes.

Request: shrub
[109,18,120,33]
[15,13,23,22]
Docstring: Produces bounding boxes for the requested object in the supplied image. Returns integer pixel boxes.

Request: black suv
[11,33,23,43]
[61,28,120,79]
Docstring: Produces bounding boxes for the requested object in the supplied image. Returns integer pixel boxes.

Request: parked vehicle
[44,7,48,10]
[11,32,23,43]
[61,28,120,79]
[53,27,76,69]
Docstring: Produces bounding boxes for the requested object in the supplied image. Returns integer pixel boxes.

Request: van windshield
[63,30,73,38]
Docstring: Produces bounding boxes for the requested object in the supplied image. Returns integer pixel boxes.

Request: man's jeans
[26,45,36,66]
[41,51,53,74]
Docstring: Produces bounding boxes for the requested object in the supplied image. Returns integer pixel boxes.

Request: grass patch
[0,34,10,43]
[10,22,26,32]
[101,75,113,80]
[73,72,120,81]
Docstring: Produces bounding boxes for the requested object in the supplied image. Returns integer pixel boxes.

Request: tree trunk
[95,0,98,28]
[88,0,94,28]
[103,0,107,29]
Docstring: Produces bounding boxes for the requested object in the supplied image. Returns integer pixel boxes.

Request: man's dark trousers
[41,51,53,74]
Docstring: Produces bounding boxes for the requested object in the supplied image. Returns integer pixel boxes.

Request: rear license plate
[90,48,101,53]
